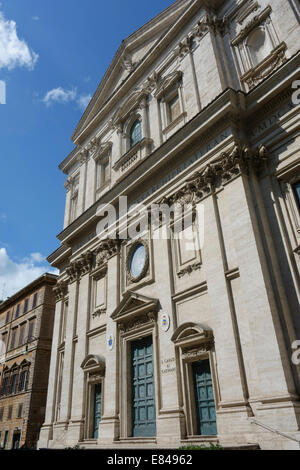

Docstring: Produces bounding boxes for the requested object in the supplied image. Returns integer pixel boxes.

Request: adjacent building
[39,0,300,450]
[0,273,57,449]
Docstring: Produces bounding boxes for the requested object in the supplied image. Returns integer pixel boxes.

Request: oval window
[130,243,146,279]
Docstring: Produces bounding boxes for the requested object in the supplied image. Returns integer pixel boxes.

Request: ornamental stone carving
[66,251,94,283]
[53,281,68,302]
[118,311,156,334]
[95,239,121,267]
[159,143,268,208]
[178,262,201,278]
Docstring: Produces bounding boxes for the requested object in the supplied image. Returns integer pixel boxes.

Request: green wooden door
[93,383,102,439]
[131,336,156,437]
[193,360,217,436]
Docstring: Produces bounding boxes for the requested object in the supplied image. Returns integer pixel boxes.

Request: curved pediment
[171,322,213,348]
[81,354,106,372]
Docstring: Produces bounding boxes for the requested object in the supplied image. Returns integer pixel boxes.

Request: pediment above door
[111,291,159,333]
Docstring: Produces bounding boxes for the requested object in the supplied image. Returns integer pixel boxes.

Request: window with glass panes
[19,369,28,392]
[10,328,17,349]
[7,406,12,420]
[10,373,18,394]
[32,293,38,308]
[167,94,181,123]
[28,319,35,342]
[18,323,26,346]
[130,120,142,148]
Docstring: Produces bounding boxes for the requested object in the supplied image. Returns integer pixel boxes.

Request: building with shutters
[0,274,57,449]
[39,0,300,450]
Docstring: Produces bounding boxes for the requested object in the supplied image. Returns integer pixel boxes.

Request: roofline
[71,0,192,142]
[0,273,58,312]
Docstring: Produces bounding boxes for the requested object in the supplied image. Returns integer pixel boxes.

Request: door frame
[118,320,159,439]
[171,322,220,438]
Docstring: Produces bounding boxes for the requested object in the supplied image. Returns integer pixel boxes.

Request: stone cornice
[160,143,268,206]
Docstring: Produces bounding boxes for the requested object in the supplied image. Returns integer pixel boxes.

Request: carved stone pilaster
[205,14,229,36]
[53,281,68,302]
[95,239,121,267]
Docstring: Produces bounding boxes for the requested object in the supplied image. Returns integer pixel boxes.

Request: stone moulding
[241,42,287,90]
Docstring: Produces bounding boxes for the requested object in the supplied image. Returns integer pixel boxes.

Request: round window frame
[126,240,149,284]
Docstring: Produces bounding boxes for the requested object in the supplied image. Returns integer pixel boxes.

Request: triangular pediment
[72,0,192,142]
[111,291,159,322]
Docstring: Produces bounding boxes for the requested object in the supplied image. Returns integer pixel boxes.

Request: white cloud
[77,93,91,110]
[42,87,91,110]
[32,16,40,21]
[0,11,38,70]
[0,213,6,222]
[42,87,77,106]
[0,248,58,299]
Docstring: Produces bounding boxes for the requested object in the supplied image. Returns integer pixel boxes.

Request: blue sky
[0,0,175,297]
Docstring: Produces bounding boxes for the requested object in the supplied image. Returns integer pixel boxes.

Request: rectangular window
[28,319,35,342]
[10,374,18,394]
[19,370,28,392]
[15,304,20,318]
[70,176,79,223]
[18,323,26,346]
[167,94,181,123]
[23,298,29,314]
[17,403,23,418]
[1,376,10,396]
[1,332,7,352]
[5,311,10,324]
[96,158,110,189]
[7,406,13,420]
[0,407,3,421]
[10,328,17,350]
[293,181,300,211]
[32,293,38,308]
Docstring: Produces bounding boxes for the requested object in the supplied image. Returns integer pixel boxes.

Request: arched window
[129,119,142,148]
[247,27,272,67]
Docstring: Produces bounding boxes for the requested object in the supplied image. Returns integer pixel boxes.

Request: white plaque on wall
[161,313,170,332]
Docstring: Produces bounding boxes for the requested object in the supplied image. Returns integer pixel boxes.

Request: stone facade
[39,0,300,450]
[0,274,57,449]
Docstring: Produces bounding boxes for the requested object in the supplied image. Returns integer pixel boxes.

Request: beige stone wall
[41,0,300,450]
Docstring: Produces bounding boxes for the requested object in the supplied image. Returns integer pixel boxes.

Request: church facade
[39,0,300,449]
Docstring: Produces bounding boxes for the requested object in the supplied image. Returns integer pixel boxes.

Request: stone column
[98,246,120,444]
[38,285,66,448]
[67,271,90,444]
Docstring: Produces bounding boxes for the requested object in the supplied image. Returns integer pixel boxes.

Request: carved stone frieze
[118,311,156,334]
[182,342,214,361]
[160,143,268,208]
